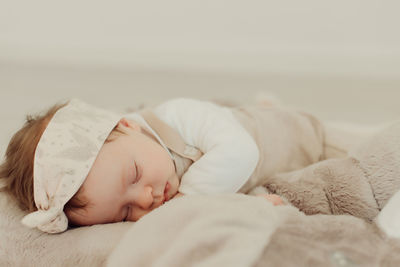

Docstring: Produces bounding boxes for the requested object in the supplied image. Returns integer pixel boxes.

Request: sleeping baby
[0,97,359,233]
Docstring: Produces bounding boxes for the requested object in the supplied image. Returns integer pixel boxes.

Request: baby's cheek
[129,207,152,222]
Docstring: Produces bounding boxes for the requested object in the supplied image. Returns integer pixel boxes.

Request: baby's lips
[164,182,171,202]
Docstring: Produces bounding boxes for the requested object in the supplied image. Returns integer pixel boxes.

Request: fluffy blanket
[106,119,400,266]
[1,187,400,266]
[2,118,400,266]
[0,190,131,266]
[107,194,400,267]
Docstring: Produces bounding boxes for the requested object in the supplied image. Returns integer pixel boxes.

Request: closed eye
[133,163,141,184]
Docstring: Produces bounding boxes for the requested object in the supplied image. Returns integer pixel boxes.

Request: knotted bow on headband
[21,99,122,233]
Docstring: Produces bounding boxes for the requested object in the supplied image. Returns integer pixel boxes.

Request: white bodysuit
[125,98,369,195]
[126,98,259,195]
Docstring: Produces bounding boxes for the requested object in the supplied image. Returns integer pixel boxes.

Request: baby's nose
[135,186,154,210]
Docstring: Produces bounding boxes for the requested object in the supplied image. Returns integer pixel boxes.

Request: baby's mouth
[163,182,171,203]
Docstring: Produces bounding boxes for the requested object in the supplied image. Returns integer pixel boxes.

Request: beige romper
[141,104,358,194]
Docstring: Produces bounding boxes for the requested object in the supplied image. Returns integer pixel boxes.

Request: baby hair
[0,101,126,214]
[0,102,68,211]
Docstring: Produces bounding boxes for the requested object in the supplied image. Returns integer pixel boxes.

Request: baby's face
[66,118,180,225]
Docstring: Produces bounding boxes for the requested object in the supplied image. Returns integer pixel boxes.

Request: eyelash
[123,163,141,222]
[133,163,141,184]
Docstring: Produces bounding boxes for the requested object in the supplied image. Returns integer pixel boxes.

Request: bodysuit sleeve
[153,98,259,194]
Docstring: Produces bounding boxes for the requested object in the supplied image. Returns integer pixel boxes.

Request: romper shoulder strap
[140,110,203,162]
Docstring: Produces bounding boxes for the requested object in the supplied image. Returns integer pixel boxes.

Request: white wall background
[1,0,400,77]
[1,0,400,156]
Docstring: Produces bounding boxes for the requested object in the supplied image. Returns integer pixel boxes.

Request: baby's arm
[154,98,259,195]
[172,192,184,199]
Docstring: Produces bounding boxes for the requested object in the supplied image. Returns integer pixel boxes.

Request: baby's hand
[256,194,285,206]
[172,192,184,199]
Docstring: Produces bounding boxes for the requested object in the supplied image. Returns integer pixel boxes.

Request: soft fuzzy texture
[257,211,400,267]
[107,194,400,267]
[1,111,400,266]
[107,194,293,267]
[3,191,399,267]
[263,121,400,224]
[0,191,131,267]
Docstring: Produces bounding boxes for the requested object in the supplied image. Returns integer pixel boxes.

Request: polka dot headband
[21,99,122,233]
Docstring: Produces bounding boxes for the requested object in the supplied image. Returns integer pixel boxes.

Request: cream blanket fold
[107,194,296,267]
[107,194,400,267]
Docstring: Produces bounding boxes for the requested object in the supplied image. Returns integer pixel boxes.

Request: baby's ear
[118,118,141,132]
